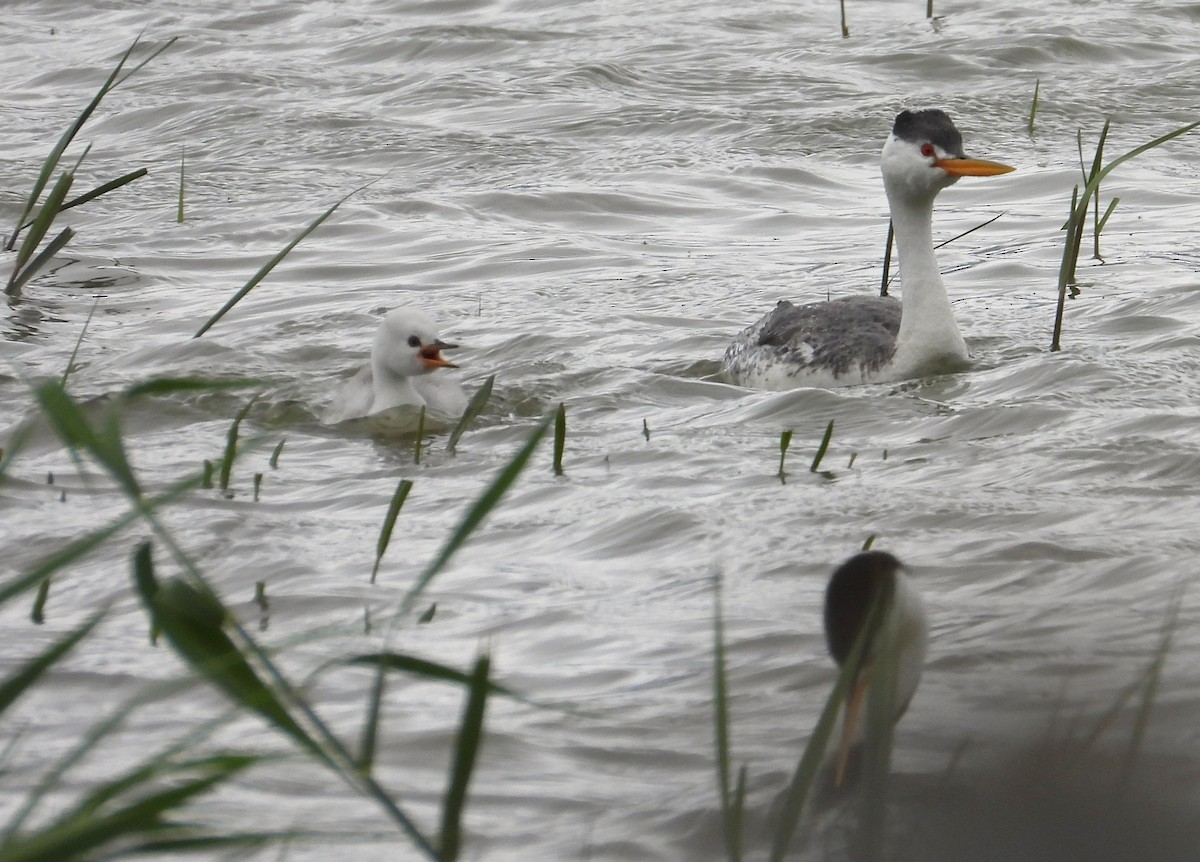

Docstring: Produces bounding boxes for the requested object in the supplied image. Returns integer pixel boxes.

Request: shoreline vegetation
[2,29,1197,862]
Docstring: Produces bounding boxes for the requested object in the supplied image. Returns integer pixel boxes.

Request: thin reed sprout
[372,479,414,584]
[4,34,174,295]
[194,185,365,338]
[810,420,834,473]
[553,403,566,475]
[1028,78,1041,137]
[1051,118,1200,351]
[768,574,893,862]
[446,375,494,454]
[711,574,746,862]
[778,429,793,481]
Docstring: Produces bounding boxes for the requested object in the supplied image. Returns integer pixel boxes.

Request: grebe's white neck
[880,131,970,378]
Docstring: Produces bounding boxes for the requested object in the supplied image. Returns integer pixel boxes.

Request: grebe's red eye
[920,143,935,157]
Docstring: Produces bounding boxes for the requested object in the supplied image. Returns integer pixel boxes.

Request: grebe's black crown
[893,109,965,159]
[823,550,904,665]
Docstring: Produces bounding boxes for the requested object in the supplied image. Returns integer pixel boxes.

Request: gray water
[3,0,1200,858]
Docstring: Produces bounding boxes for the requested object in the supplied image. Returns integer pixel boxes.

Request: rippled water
[3,0,1200,858]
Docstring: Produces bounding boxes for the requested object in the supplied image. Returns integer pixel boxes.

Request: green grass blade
[1096,196,1120,238]
[177,146,186,224]
[35,380,141,498]
[218,395,261,492]
[446,375,494,454]
[414,405,426,465]
[111,35,178,89]
[57,168,149,218]
[269,438,286,469]
[1120,585,1184,788]
[856,579,899,862]
[879,221,894,296]
[371,479,414,584]
[552,403,566,475]
[1027,78,1040,136]
[769,585,888,862]
[7,226,75,298]
[4,35,140,252]
[357,662,387,779]
[122,377,265,399]
[8,168,75,295]
[777,429,792,481]
[933,211,1005,250]
[810,420,834,473]
[0,474,201,607]
[401,414,552,617]
[346,652,536,706]
[60,296,101,387]
[131,556,331,770]
[1,757,254,862]
[0,607,106,715]
[712,574,744,862]
[438,652,490,862]
[193,190,357,338]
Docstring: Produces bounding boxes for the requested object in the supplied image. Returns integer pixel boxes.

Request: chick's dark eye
[407,335,421,348]
[920,144,935,158]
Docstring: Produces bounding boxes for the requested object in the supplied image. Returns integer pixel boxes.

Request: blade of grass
[810,420,834,473]
[778,430,792,482]
[446,374,494,454]
[1119,584,1184,789]
[933,211,1006,250]
[0,607,106,715]
[857,577,900,862]
[60,296,102,387]
[414,405,426,465]
[345,653,540,707]
[219,395,261,492]
[552,403,566,475]
[769,583,888,862]
[7,227,75,297]
[177,146,186,224]
[1053,118,1199,350]
[0,756,256,862]
[5,34,172,251]
[269,438,286,469]
[1027,78,1040,137]
[712,574,744,862]
[34,379,141,498]
[133,563,334,771]
[194,188,360,338]
[401,414,552,617]
[438,652,490,862]
[371,479,414,584]
[7,167,76,295]
[357,662,387,779]
[879,221,894,296]
[0,474,202,608]
[1095,196,1120,258]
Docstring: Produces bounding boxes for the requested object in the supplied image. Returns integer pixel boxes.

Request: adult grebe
[823,551,928,787]
[322,307,468,424]
[724,109,1014,389]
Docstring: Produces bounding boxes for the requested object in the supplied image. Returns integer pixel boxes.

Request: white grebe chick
[323,307,467,424]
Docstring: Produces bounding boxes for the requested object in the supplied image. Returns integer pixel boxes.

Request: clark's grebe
[724,110,1014,389]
